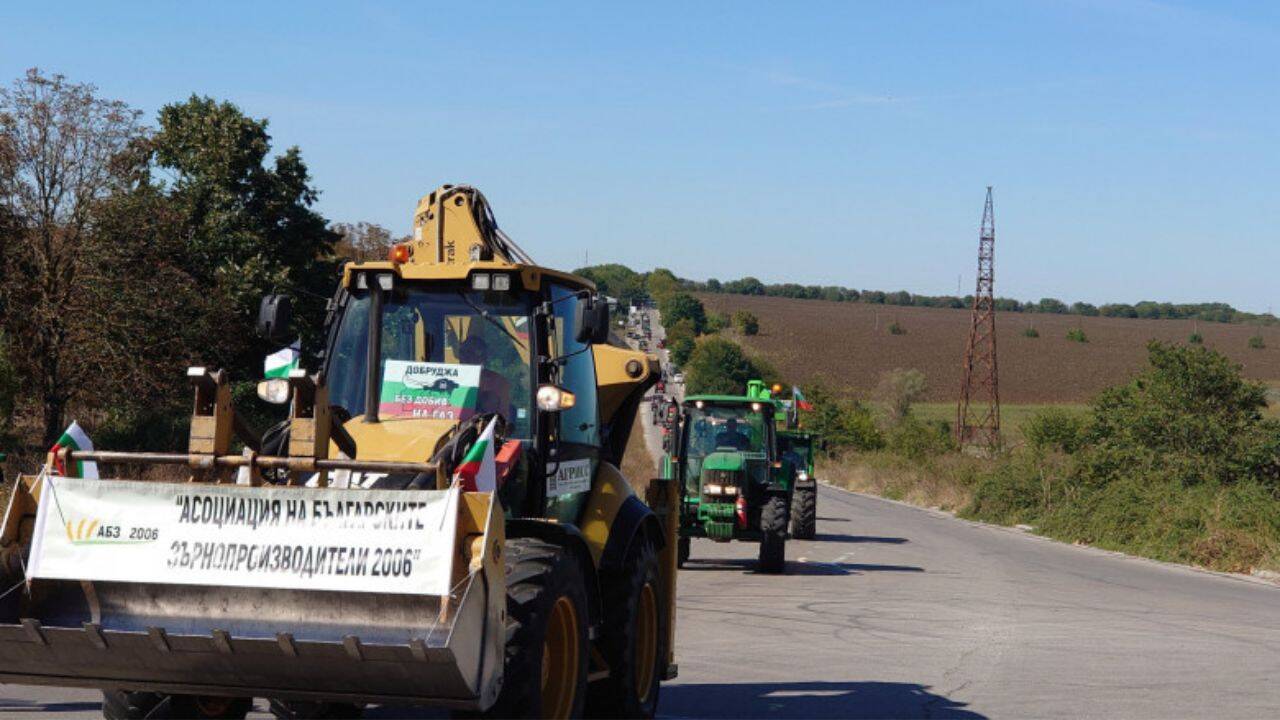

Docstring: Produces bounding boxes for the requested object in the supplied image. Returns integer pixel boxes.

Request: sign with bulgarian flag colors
[380,360,480,420]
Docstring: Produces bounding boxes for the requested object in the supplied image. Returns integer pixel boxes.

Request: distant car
[672,372,684,384]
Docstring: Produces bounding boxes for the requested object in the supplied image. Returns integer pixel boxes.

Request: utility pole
[957,187,1001,450]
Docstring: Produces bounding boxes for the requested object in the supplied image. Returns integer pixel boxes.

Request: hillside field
[699,293,1280,405]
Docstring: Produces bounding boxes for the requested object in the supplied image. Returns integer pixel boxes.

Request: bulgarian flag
[50,421,99,479]
[264,341,301,379]
[793,386,814,411]
[453,417,498,492]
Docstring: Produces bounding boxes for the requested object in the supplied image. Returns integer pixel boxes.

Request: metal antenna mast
[957,187,1000,450]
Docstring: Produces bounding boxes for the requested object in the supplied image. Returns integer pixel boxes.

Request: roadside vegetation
[818,342,1280,575]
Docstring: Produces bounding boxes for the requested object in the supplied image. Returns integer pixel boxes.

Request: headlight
[703,483,722,495]
[536,385,576,411]
[798,471,809,481]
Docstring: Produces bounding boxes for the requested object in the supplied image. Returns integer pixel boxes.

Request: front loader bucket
[0,477,507,711]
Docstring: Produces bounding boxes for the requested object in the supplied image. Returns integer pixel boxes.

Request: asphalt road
[5,309,1280,718]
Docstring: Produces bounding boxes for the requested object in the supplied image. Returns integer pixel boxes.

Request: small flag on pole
[264,341,301,379]
[794,386,814,411]
[453,417,499,492]
[50,421,99,479]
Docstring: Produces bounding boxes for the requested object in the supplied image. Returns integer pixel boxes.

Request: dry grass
[821,451,984,513]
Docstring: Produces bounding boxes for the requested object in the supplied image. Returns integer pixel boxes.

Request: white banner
[28,477,459,596]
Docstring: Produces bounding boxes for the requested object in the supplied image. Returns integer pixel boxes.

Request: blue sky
[3,1,1278,310]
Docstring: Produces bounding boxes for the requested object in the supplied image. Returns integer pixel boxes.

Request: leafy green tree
[876,368,927,424]
[151,96,339,376]
[684,337,764,395]
[659,292,706,335]
[574,263,646,305]
[645,267,680,301]
[734,310,760,335]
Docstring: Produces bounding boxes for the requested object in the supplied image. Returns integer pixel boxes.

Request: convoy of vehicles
[0,185,678,719]
[0,184,826,719]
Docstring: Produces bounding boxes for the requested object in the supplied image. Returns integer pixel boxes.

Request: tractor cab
[670,380,793,573]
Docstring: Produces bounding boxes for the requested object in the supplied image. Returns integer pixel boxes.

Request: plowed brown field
[698,294,1280,403]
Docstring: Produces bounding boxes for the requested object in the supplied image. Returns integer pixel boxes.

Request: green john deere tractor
[778,430,817,540]
[668,380,793,573]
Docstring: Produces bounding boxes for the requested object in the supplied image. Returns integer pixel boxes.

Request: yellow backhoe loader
[0,185,677,719]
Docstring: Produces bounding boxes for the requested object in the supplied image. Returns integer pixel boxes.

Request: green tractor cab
[667,380,793,573]
[778,430,817,539]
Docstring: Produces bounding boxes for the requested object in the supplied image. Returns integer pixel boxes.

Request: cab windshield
[327,284,535,438]
[683,403,768,460]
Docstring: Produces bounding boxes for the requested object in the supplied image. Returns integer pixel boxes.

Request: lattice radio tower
[957,187,1000,449]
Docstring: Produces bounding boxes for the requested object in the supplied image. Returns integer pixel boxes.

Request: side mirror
[574,294,610,345]
[257,295,293,345]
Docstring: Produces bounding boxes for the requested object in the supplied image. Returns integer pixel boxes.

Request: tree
[645,267,680,301]
[334,222,398,263]
[659,292,706,335]
[684,337,765,395]
[734,310,759,335]
[0,68,147,442]
[151,96,339,376]
[724,276,765,296]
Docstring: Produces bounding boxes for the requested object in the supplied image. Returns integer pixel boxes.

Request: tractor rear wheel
[677,537,690,568]
[486,537,590,719]
[103,692,251,720]
[588,535,666,718]
[790,486,817,540]
[757,496,788,574]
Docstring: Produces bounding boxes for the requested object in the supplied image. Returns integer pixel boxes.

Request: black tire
[677,537,690,568]
[269,700,363,719]
[757,496,788,574]
[485,537,590,719]
[103,691,251,720]
[587,535,666,718]
[790,486,817,540]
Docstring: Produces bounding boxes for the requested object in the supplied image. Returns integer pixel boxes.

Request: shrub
[801,385,885,454]
[1022,407,1087,454]
[1023,326,1040,338]
[888,321,907,335]
[1249,335,1265,350]
[704,312,729,334]
[733,310,759,336]
[876,368,927,424]
[887,417,952,460]
[1066,327,1088,343]
[1188,332,1203,344]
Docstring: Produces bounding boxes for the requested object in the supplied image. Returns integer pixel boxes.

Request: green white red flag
[50,421,99,479]
[264,341,301,379]
[793,386,814,411]
[453,417,498,492]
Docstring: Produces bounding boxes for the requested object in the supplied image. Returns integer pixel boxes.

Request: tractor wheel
[269,700,363,718]
[587,535,666,718]
[790,486,817,540]
[757,496,788,574]
[103,692,251,720]
[677,537,690,568]
[485,537,590,719]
